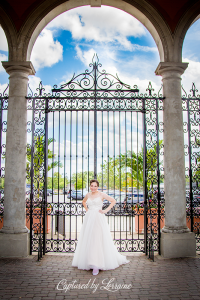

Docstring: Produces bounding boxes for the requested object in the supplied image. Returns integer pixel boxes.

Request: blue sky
[0,6,199,177]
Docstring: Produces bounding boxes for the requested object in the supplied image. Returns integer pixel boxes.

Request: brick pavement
[0,253,200,300]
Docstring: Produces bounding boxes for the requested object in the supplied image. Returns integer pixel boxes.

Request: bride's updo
[90,179,99,187]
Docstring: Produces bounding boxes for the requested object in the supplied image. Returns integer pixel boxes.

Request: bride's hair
[90,179,99,187]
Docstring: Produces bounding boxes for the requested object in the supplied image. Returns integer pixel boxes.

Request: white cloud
[118,73,161,95]
[0,53,8,72]
[0,83,8,94]
[28,75,52,95]
[74,46,161,94]
[47,6,151,51]
[74,45,110,67]
[47,115,144,175]
[30,29,63,70]
[183,20,200,42]
[130,44,157,52]
[0,27,8,51]
[75,45,118,69]
[182,57,200,93]
[75,45,97,66]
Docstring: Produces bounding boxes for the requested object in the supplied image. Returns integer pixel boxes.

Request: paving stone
[0,254,200,299]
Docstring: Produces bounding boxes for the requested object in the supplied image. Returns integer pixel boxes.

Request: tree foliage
[97,140,163,190]
[47,172,69,190]
[71,171,94,190]
[26,136,62,193]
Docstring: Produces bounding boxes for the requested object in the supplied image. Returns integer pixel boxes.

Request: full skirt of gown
[72,196,130,270]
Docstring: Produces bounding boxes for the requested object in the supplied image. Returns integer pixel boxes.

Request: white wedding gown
[72,196,130,270]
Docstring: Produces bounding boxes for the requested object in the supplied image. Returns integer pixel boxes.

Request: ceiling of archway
[146,0,197,31]
[0,0,198,32]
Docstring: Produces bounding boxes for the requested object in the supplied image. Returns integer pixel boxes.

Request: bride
[72,179,130,275]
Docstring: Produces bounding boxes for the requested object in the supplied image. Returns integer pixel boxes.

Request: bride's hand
[99,209,106,214]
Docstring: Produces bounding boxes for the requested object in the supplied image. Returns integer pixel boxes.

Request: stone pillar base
[0,232,30,257]
[161,232,196,258]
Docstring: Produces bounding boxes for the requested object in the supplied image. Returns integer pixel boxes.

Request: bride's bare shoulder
[84,192,90,200]
[99,191,106,200]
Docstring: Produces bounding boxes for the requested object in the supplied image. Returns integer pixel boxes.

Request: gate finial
[92,53,99,65]
[146,81,154,96]
[190,82,198,97]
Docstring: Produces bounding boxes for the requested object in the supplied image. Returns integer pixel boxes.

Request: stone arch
[0,6,16,61]
[3,0,176,64]
[173,1,200,63]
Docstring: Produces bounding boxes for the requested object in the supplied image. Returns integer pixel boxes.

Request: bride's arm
[82,193,89,211]
[99,193,116,214]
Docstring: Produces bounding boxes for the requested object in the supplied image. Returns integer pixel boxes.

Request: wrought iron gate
[25,55,164,256]
[0,86,8,232]
[1,63,199,256]
[182,84,200,251]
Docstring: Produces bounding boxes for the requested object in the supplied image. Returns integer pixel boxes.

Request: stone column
[155,62,196,258]
[0,61,35,257]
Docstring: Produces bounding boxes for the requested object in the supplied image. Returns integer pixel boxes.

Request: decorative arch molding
[0,0,176,63]
[173,1,200,63]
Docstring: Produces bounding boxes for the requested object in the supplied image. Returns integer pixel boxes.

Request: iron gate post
[43,97,48,255]
[187,98,193,232]
[29,97,35,255]
[143,99,148,255]
[156,98,161,255]
[94,61,97,179]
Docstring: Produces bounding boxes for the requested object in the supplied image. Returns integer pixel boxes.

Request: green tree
[0,177,4,190]
[97,157,124,190]
[120,150,143,189]
[98,140,163,190]
[26,136,62,195]
[51,172,68,190]
[47,174,69,190]
[98,153,142,190]
[47,177,53,190]
[146,140,164,188]
[192,139,200,186]
[71,171,94,190]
